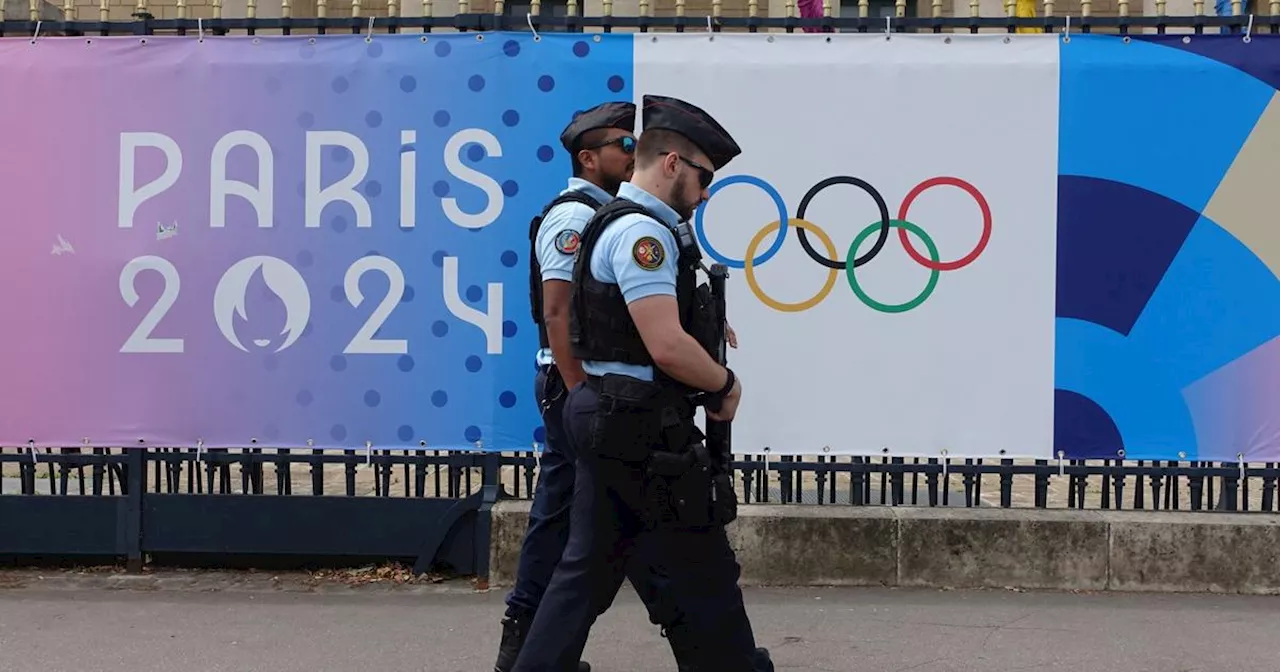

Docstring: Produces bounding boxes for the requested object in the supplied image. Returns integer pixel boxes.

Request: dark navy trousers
[503,366,665,625]
[511,380,768,672]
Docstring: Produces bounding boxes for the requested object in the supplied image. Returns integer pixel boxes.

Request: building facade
[16,0,1254,33]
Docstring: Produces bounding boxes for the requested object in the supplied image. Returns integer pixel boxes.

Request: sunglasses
[581,135,637,154]
[666,152,714,189]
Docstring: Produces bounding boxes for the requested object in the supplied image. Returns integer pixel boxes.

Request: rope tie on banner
[198,17,204,41]
[31,20,42,42]
[941,449,949,482]
[1238,452,1245,484]
[532,441,541,472]
[366,15,375,39]
[1063,14,1070,39]
[1244,13,1254,41]
[527,12,539,40]
[28,440,38,465]
[365,440,373,466]
[1058,450,1065,478]
[196,438,204,467]
[706,15,713,31]
[884,14,891,35]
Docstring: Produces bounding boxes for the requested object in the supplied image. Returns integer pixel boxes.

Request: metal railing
[0,8,1275,35]
[3,446,1272,513]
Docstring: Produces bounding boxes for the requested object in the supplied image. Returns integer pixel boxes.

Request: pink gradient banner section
[0,38,299,445]
[1182,335,1280,462]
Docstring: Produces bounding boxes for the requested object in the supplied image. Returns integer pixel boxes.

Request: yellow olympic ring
[743,219,839,313]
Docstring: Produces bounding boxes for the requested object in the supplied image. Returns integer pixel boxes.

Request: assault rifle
[702,262,737,524]
[704,262,731,464]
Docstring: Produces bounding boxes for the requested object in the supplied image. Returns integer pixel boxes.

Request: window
[839,0,916,19]
[504,0,570,31]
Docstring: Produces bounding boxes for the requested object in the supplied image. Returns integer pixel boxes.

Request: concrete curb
[489,501,1280,595]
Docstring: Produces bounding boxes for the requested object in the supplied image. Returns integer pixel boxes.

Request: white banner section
[634,34,1060,457]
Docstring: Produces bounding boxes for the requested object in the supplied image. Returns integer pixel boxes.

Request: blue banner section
[1056,35,1280,461]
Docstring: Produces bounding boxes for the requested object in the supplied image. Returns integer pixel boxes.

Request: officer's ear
[576,148,596,173]
[661,151,681,177]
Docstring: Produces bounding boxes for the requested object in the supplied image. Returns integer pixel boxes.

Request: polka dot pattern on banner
[269,33,631,450]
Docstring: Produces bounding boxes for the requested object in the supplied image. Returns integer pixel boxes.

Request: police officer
[495,101,706,672]
[511,94,772,672]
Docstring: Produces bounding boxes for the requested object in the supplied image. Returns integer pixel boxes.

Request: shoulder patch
[631,236,666,271]
[554,229,581,255]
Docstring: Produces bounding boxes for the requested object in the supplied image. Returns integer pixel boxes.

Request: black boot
[494,616,591,672]
[750,647,773,672]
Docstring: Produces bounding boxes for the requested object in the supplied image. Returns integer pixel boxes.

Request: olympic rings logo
[692,175,993,313]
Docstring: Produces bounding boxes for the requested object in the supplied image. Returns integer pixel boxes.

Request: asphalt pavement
[0,574,1275,671]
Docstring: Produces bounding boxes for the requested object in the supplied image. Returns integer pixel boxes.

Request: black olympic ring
[794,176,892,270]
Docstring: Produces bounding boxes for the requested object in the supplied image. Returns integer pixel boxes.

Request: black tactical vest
[569,198,705,391]
[528,190,603,350]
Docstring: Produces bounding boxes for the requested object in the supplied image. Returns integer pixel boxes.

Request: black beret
[640,94,741,171]
[559,101,637,153]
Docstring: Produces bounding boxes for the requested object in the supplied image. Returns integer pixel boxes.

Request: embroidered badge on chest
[632,236,665,271]
[554,229,581,255]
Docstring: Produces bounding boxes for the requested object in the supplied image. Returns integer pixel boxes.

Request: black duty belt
[585,374,696,420]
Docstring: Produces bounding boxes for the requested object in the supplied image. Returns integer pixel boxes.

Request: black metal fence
[1,444,1273,571]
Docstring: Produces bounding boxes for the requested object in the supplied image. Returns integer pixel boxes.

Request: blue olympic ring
[694,174,789,269]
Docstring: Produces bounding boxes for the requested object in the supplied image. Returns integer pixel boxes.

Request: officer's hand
[708,377,742,422]
[726,324,738,349]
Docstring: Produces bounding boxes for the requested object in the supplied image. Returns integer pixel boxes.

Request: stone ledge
[489,500,1280,595]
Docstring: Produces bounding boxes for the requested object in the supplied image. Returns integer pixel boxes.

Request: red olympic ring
[896,176,992,272]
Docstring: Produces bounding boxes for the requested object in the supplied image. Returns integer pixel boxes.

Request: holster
[645,438,738,530]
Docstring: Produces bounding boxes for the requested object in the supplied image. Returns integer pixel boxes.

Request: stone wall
[491,501,1280,594]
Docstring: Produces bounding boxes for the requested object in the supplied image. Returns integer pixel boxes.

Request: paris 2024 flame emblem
[213,256,312,353]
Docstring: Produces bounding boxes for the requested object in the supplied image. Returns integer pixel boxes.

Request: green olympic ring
[845,219,940,314]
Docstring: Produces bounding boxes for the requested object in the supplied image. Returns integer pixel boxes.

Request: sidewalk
[0,569,1276,671]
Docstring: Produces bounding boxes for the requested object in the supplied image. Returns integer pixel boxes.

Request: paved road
[0,578,1275,671]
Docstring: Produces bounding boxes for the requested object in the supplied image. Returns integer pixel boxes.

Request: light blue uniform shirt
[533,177,613,367]
[579,181,684,382]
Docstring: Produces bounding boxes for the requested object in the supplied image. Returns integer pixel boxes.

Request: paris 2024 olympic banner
[1,31,1279,462]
